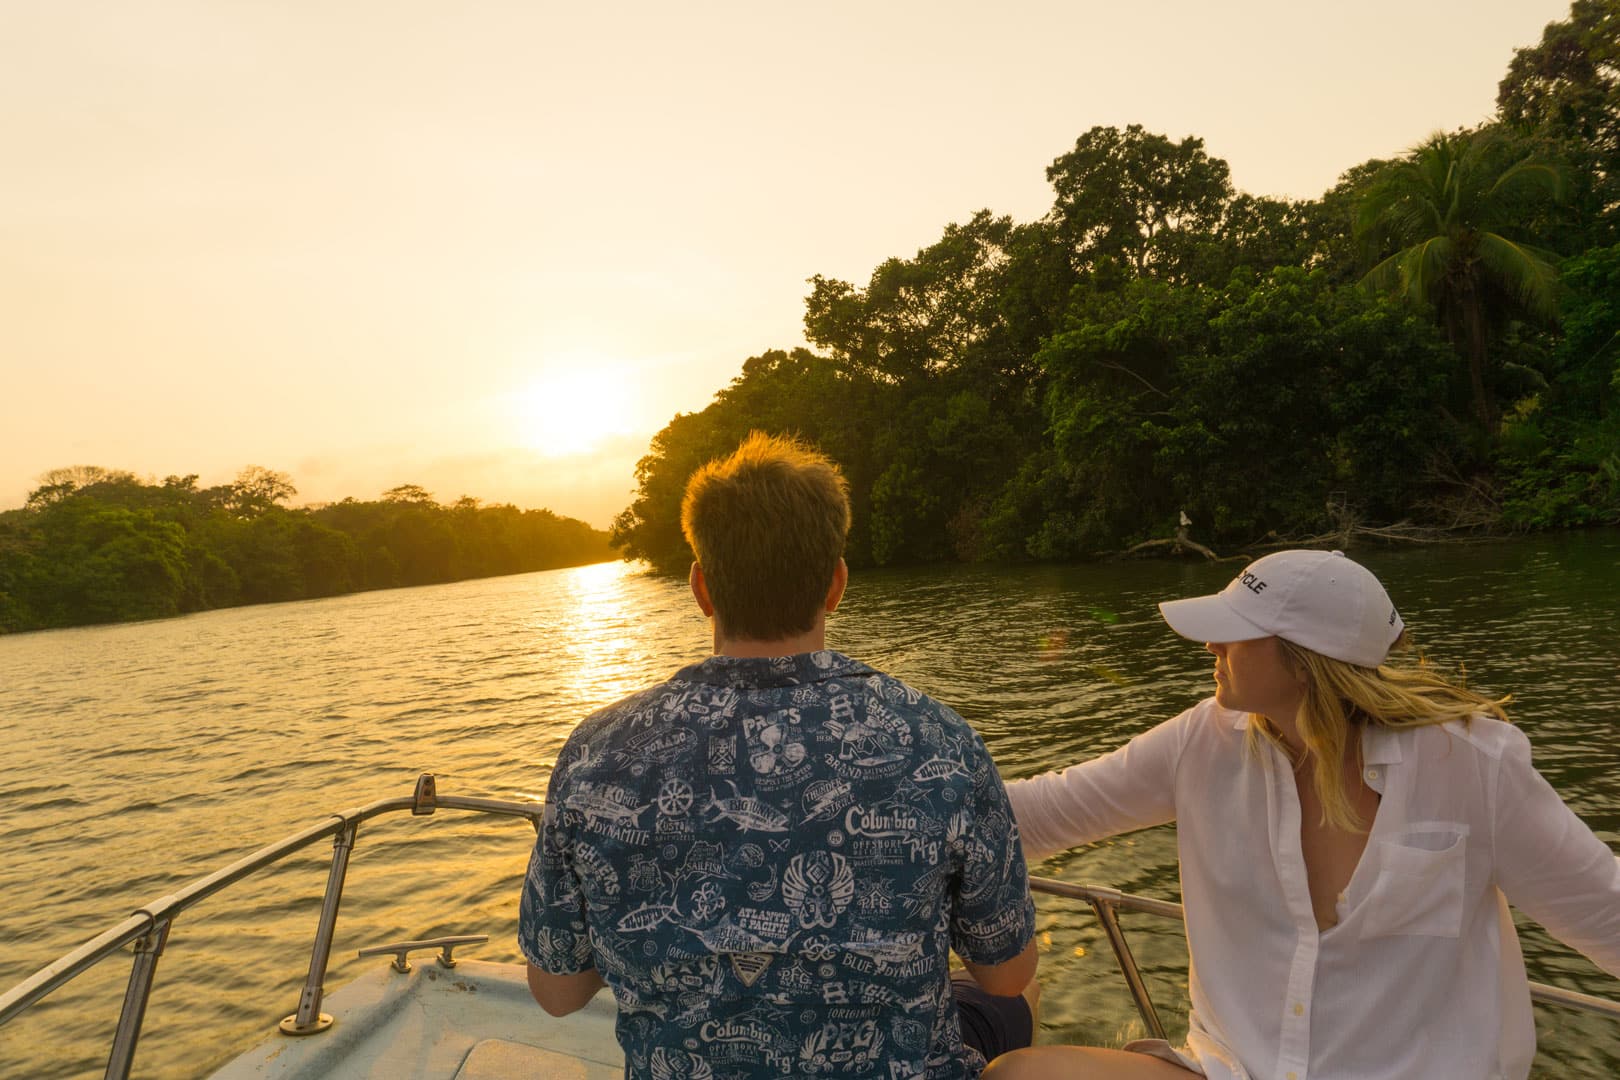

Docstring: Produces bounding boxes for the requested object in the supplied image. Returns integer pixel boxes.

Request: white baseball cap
[1157,549,1404,668]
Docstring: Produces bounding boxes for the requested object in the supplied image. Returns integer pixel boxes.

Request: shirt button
[1293,1002,1304,1016]
[1287,1073,1298,1080]
[1365,768,1379,781]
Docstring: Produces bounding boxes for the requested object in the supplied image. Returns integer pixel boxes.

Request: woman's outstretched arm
[1005,707,1192,861]
[1492,724,1620,976]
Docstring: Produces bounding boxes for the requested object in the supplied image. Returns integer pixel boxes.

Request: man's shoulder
[558,675,700,758]
[844,666,967,722]
[574,682,663,732]
[838,667,997,772]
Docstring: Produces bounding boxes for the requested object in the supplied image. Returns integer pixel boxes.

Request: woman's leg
[981,1045,1201,1079]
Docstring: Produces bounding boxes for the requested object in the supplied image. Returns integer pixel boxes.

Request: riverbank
[1110,517,1608,562]
[0,473,614,633]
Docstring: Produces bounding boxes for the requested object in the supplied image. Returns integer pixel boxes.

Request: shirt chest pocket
[1357,822,1469,941]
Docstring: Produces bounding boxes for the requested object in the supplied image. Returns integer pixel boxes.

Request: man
[519,432,1038,1079]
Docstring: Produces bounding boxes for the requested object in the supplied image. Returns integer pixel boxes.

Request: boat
[4,774,1617,1079]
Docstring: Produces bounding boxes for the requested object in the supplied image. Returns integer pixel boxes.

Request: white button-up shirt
[1006,699,1620,1080]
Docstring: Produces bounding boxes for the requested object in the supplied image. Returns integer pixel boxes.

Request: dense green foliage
[614,2,1620,573]
[1355,129,1566,430]
[0,467,613,632]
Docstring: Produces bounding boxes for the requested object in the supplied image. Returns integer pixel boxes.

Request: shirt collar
[675,650,874,690]
[1224,708,1405,766]
[1360,723,1404,765]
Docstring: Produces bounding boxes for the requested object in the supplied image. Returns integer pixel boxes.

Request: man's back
[520,650,1034,1079]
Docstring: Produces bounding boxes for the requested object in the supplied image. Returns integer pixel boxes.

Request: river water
[2,532,1618,1078]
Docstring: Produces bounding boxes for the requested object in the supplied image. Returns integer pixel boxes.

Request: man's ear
[690,562,715,618]
[824,558,848,614]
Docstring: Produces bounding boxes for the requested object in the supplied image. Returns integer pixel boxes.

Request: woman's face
[1206,636,1304,721]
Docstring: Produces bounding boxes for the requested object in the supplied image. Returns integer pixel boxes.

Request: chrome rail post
[279,818,359,1035]
[1087,897,1167,1042]
[103,916,171,1080]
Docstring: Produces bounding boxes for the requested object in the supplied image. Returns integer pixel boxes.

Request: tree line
[611,0,1620,574]
[0,466,613,632]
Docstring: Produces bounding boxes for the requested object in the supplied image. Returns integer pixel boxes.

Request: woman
[985,549,1620,1080]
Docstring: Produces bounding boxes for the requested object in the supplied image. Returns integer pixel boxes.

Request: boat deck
[209,959,623,1080]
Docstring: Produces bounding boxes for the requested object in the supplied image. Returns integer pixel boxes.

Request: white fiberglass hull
[208,959,623,1080]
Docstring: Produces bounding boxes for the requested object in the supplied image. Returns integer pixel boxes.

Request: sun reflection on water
[536,560,705,715]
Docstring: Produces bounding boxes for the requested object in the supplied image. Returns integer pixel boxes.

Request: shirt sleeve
[949,728,1037,967]
[516,757,596,975]
[1004,709,1191,862]
[1491,725,1620,978]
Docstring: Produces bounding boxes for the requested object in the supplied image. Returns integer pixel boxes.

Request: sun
[509,367,637,458]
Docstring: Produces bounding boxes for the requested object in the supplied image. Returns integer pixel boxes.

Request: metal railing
[1028,875,1620,1041]
[0,774,541,1080]
[2,777,1616,1080]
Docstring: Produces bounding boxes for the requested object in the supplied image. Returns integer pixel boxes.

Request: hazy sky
[1,1,1571,527]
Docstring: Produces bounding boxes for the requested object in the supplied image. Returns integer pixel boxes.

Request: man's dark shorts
[952,974,1034,1062]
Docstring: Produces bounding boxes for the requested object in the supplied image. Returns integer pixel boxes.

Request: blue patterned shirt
[518,650,1035,1079]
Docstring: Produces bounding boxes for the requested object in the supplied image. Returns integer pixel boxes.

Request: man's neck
[713,622,827,658]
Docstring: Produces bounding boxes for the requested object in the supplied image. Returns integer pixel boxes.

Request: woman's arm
[1006,709,1191,861]
[1492,726,1620,977]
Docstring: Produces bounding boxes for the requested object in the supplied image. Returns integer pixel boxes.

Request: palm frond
[1358,250,1407,295]
[1406,237,1454,305]
[1356,168,1444,252]
[1359,237,1453,308]
[1475,232,1562,323]
[1487,159,1568,205]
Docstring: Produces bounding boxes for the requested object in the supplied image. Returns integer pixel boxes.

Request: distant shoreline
[0,470,616,634]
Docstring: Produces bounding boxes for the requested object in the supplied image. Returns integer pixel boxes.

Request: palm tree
[1355,128,1566,431]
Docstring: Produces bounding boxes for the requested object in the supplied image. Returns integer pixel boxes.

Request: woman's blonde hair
[1248,636,1510,831]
